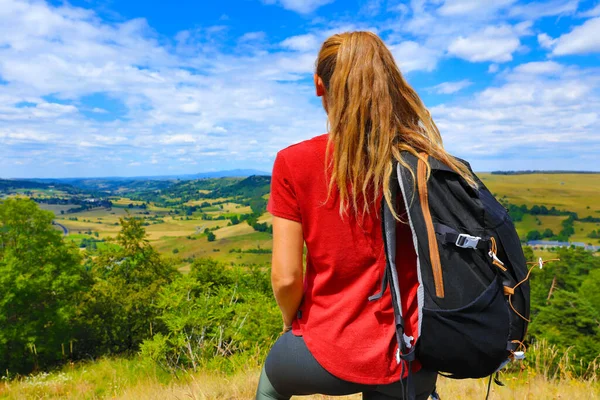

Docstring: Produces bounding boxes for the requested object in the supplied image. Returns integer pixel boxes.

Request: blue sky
[1,0,599,178]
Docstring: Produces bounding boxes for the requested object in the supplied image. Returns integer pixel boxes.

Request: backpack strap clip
[434,223,489,251]
[455,233,481,249]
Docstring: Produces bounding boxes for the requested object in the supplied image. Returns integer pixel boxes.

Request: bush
[140,260,280,372]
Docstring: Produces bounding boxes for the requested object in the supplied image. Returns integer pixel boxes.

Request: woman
[256,31,473,400]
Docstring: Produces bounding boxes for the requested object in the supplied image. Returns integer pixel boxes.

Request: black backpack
[369,152,530,398]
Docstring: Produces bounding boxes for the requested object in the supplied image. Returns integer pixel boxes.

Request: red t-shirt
[267,134,420,385]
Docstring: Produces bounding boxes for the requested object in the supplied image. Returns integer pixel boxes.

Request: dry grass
[257,213,273,224]
[146,218,222,240]
[214,223,255,239]
[2,364,598,400]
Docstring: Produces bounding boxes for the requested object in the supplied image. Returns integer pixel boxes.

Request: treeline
[0,198,279,375]
[505,203,576,223]
[505,202,600,242]
[0,179,78,194]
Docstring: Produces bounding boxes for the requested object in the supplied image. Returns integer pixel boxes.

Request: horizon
[1,0,600,178]
[4,169,600,181]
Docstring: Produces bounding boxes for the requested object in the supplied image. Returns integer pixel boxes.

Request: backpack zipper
[417,155,445,298]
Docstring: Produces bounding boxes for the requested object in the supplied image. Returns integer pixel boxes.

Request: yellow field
[146,218,223,240]
[153,231,272,264]
[38,204,78,215]
[479,173,600,219]
[110,198,146,206]
[213,222,255,239]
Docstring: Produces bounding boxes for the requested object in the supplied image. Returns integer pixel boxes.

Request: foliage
[140,259,280,373]
[74,216,178,357]
[0,198,84,373]
[527,248,600,375]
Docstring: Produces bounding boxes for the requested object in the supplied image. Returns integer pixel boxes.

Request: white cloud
[551,17,600,55]
[538,33,558,49]
[280,34,320,52]
[429,79,473,94]
[239,31,266,42]
[0,0,598,176]
[0,129,56,143]
[438,0,516,17]
[390,41,440,72]
[579,3,600,17]
[508,0,579,18]
[513,61,564,75]
[262,0,334,14]
[0,0,330,178]
[448,25,521,62]
[429,62,600,167]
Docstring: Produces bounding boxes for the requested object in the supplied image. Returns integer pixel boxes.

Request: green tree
[207,231,216,242]
[529,291,600,371]
[542,229,555,238]
[76,217,177,355]
[579,268,600,320]
[526,230,542,241]
[527,248,600,375]
[0,198,84,373]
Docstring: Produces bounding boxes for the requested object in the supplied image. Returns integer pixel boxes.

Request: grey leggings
[256,331,437,399]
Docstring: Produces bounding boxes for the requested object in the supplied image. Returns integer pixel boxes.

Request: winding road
[53,221,69,236]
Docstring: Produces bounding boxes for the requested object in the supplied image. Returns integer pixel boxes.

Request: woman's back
[255,30,473,399]
[268,133,420,384]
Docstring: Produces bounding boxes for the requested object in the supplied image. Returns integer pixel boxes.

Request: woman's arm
[271,216,304,331]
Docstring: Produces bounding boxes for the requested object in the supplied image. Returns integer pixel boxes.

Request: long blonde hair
[317,31,475,219]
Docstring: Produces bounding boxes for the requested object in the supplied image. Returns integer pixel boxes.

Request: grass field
[0,357,597,400]
[572,220,600,244]
[480,173,600,219]
[515,214,567,239]
[154,231,272,264]
[38,204,78,215]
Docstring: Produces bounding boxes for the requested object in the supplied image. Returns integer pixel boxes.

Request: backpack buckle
[455,233,481,249]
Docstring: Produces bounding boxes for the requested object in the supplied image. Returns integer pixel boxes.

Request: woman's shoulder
[277,133,328,161]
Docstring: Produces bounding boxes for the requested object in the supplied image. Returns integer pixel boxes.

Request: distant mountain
[0,179,52,191]
[22,169,270,184]
[210,175,271,199]
[0,179,77,193]
[184,169,270,179]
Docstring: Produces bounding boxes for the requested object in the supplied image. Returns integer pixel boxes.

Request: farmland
[3,172,599,269]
